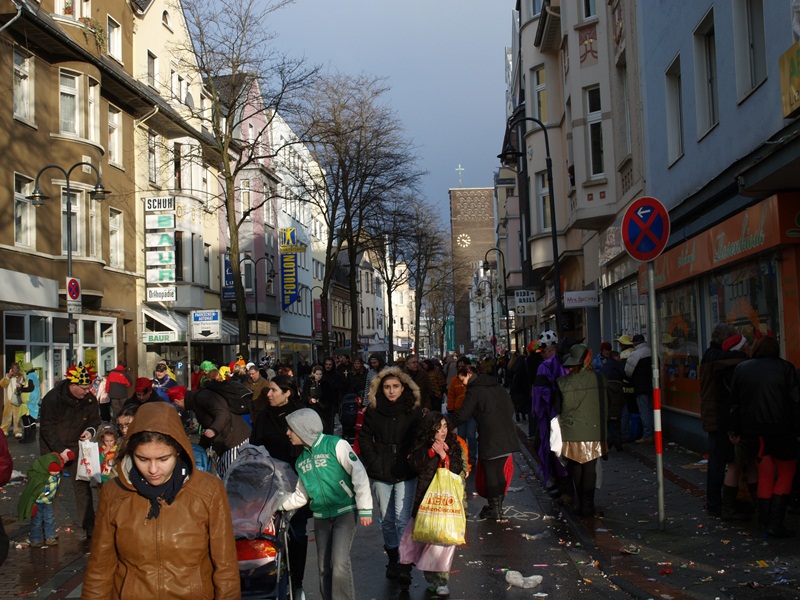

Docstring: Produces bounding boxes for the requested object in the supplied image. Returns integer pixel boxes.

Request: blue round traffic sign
[622,197,670,262]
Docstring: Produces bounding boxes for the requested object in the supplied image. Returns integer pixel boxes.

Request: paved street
[4,419,800,599]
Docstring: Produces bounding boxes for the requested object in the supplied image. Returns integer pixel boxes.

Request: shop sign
[146,286,176,302]
[779,40,800,119]
[146,251,175,266]
[143,331,179,344]
[192,310,221,340]
[641,194,800,291]
[564,290,599,308]
[514,290,536,315]
[144,196,176,212]
[146,268,176,283]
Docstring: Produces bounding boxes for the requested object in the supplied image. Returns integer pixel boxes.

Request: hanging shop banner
[279,228,307,254]
[281,252,298,310]
[222,255,235,301]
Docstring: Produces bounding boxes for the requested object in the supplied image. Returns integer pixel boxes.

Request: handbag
[77,439,102,484]
[412,458,466,546]
[549,416,563,456]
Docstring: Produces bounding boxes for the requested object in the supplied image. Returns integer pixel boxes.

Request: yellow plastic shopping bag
[412,462,466,545]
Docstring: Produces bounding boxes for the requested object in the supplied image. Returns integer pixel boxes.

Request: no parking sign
[66,277,82,314]
[622,196,670,262]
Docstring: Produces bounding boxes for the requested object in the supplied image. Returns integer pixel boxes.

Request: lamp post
[240,255,277,360]
[27,162,107,364]
[485,247,512,353]
[475,279,496,357]
[498,116,564,339]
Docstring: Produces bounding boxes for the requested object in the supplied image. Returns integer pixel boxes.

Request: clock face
[457,233,471,248]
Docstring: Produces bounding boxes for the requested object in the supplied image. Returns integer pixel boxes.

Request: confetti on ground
[521,532,546,540]
[620,545,640,555]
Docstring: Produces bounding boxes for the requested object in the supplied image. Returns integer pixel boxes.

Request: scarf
[128,458,189,520]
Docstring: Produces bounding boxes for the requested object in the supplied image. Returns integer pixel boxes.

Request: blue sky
[265,0,512,224]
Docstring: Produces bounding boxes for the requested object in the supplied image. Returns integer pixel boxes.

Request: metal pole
[254,265,259,360]
[487,247,512,353]
[648,262,666,529]
[66,177,73,364]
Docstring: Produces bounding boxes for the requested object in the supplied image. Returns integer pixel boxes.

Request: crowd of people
[1,324,796,597]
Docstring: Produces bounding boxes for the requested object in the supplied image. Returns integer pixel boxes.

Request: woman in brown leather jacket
[81,402,240,599]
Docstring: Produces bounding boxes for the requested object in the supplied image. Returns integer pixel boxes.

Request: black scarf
[128,458,189,520]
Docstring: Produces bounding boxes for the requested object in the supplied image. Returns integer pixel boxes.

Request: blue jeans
[457,418,478,466]
[30,502,55,542]
[371,478,415,549]
[314,512,357,600]
[636,393,654,439]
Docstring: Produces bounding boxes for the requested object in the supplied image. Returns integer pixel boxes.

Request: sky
[264,0,513,226]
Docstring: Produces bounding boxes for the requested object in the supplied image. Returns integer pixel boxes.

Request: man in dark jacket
[404,354,434,411]
[449,365,519,521]
[39,364,102,540]
[699,323,738,517]
[172,386,250,479]
[624,334,654,443]
[106,360,133,418]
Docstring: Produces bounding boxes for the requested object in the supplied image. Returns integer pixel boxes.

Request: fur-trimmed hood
[366,366,420,409]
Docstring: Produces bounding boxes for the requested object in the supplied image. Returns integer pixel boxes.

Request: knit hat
[600,341,612,352]
[285,408,323,447]
[200,360,216,372]
[722,333,746,352]
[135,377,152,393]
[166,386,187,402]
[632,334,646,344]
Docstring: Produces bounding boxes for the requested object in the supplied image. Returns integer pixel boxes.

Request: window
[532,66,547,122]
[173,143,182,189]
[536,172,552,231]
[528,0,542,18]
[59,71,79,135]
[13,49,33,122]
[162,10,171,28]
[203,243,211,287]
[585,86,604,177]
[583,0,596,19]
[88,79,100,143]
[107,16,121,60]
[241,180,250,215]
[148,130,158,184]
[109,209,123,267]
[147,52,157,88]
[108,105,121,165]
[665,56,684,164]
[14,174,33,247]
[733,0,767,99]
[61,188,82,256]
[694,10,718,135]
[621,66,632,156]
[89,198,98,258]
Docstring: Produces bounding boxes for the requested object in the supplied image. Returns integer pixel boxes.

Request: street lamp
[240,254,277,360]
[498,115,564,339]
[485,247,512,353]
[475,279,496,357]
[27,162,107,364]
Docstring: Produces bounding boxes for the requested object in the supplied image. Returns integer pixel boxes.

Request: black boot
[397,563,412,591]
[767,495,796,538]
[19,417,36,444]
[385,546,400,579]
[721,485,749,521]
[757,498,771,527]
[480,496,504,520]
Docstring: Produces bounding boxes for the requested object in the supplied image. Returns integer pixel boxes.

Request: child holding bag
[399,411,466,598]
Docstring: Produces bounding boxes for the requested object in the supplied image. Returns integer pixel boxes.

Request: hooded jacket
[183,387,251,456]
[360,367,423,483]
[17,452,63,521]
[280,409,372,519]
[81,402,240,600]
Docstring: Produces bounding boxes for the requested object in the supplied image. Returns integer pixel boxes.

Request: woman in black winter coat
[448,364,519,521]
[359,367,423,590]
[249,375,311,599]
[730,335,800,537]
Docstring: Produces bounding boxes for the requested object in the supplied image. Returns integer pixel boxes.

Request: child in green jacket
[280,408,372,600]
[18,450,75,547]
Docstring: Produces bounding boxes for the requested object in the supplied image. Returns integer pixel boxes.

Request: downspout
[134,105,159,129]
[0,1,25,34]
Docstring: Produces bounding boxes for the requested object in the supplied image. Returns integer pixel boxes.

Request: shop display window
[658,281,701,413]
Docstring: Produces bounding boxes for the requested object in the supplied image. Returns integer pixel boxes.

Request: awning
[142,307,239,344]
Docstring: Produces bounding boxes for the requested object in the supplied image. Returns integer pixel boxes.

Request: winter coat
[408,438,465,517]
[556,369,607,443]
[449,373,519,461]
[244,375,270,422]
[39,380,102,458]
[600,359,627,420]
[347,368,368,397]
[18,453,61,521]
[730,356,800,452]
[250,398,303,465]
[183,388,251,456]
[105,365,132,401]
[405,368,434,411]
[624,342,652,395]
[698,344,744,433]
[81,402,240,600]
[360,367,423,483]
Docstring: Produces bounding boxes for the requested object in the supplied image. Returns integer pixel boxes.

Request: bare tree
[294,72,425,353]
[421,259,457,358]
[175,0,319,357]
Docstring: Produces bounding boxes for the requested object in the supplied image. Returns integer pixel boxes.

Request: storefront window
[30,316,49,343]
[53,318,70,344]
[659,281,701,413]
[708,255,779,341]
[611,279,648,338]
[5,314,24,340]
[83,320,96,345]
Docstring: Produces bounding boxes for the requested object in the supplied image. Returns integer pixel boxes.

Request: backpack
[205,380,254,415]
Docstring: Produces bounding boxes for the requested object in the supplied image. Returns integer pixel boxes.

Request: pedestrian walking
[625,334,654,444]
[105,360,132,418]
[80,402,240,599]
[17,450,75,547]
[1,362,28,439]
[360,367,423,590]
[280,409,373,600]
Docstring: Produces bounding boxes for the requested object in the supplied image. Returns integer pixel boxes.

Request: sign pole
[648,262,665,530]
[187,334,192,391]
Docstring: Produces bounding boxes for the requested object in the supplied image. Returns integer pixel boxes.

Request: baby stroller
[224,444,298,599]
[339,393,360,443]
